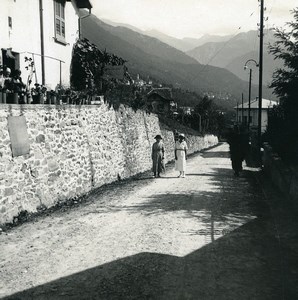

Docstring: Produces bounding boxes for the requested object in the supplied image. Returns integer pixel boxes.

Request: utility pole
[248,68,252,130]
[258,0,264,163]
[236,101,239,124]
[241,93,244,124]
[39,0,45,85]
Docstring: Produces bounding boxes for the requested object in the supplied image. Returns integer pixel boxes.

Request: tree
[192,96,226,134]
[269,8,298,111]
[266,8,298,162]
[70,38,128,96]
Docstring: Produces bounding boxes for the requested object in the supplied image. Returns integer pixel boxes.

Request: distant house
[0,0,92,90]
[180,106,194,115]
[147,88,177,114]
[235,98,278,132]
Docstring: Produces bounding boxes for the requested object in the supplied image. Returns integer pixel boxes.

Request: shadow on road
[3,217,282,300]
[3,166,285,300]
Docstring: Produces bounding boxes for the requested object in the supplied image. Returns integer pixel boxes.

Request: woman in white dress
[175,133,188,178]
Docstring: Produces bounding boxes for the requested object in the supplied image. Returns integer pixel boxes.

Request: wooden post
[2,92,7,104]
[13,93,19,104]
[39,94,44,104]
[52,95,57,105]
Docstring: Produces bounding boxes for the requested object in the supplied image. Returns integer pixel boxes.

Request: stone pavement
[1,143,298,299]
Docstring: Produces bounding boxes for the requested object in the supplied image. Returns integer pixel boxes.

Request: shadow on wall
[3,168,287,300]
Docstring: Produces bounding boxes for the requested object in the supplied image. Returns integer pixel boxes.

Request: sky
[91,0,298,39]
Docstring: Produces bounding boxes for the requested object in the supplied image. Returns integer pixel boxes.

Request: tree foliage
[174,96,226,135]
[266,8,298,163]
[70,38,128,94]
[269,8,298,106]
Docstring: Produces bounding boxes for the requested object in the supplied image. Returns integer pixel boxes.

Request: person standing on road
[152,134,165,178]
[227,125,245,176]
[175,133,188,178]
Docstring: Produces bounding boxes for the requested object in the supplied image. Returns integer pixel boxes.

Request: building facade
[0,0,91,90]
[147,88,177,114]
[235,98,278,132]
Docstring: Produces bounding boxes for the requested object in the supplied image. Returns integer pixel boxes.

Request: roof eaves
[67,0,92,10]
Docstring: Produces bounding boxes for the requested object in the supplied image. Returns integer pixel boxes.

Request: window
[54,0,66,42]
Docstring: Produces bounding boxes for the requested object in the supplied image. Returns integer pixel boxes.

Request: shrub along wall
[0,104,218,224]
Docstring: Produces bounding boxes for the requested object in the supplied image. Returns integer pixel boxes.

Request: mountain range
[187,30,282,85]
[99,18,282,88]
[103,19,282,88]
[101,18,233,52]
[81,14,275,109]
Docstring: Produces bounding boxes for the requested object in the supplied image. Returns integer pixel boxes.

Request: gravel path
[0,143,297,299]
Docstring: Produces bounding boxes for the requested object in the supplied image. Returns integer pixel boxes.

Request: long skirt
[152,151,163,174]
[175,150,186,171]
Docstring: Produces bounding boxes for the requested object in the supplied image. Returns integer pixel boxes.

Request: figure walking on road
[227,125,247,176]
[152,134,165,178]
[175,133,188,178]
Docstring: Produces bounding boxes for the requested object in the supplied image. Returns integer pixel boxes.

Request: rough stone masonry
[0,103,218,224]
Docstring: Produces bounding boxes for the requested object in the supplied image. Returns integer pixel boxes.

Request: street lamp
[244,59,259,130]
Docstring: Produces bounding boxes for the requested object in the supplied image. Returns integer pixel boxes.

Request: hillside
[81,15,273,107]
[90,18,196,65]
[186,30,281,95]
[100,19,232,52]
[225,50,283,86]
[96,19,280,90]
[187,31,259,67]
[183,34,233,49]
[143,29,194,52]
[186,30,280,84]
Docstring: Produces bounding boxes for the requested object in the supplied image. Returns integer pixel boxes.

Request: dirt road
[1,143,297,299]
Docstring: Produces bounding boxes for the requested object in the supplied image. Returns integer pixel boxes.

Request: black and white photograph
[1,0,298,299]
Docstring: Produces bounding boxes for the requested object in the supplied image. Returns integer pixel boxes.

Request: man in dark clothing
[227,125,247,176]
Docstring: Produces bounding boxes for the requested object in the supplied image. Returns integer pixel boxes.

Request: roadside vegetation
[264,8,298,164]
[70,38,230,136]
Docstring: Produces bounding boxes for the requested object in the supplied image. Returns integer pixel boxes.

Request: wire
[264,0,277,33]
[198,9,258,75]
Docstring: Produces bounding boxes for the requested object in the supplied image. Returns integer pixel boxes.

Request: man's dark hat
[155,134,162,139]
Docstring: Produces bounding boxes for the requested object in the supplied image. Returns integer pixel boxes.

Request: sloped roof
[147,88,173,101]
[235,98,278,109]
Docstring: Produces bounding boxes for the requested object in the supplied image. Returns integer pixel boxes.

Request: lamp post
[244,59,259,130]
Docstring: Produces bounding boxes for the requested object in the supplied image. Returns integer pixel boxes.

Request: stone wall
[0,104,218,224]
[263,143,298,205]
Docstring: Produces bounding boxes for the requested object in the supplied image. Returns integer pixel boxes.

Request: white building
[0,0,92,90]
[235,98,278,132]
